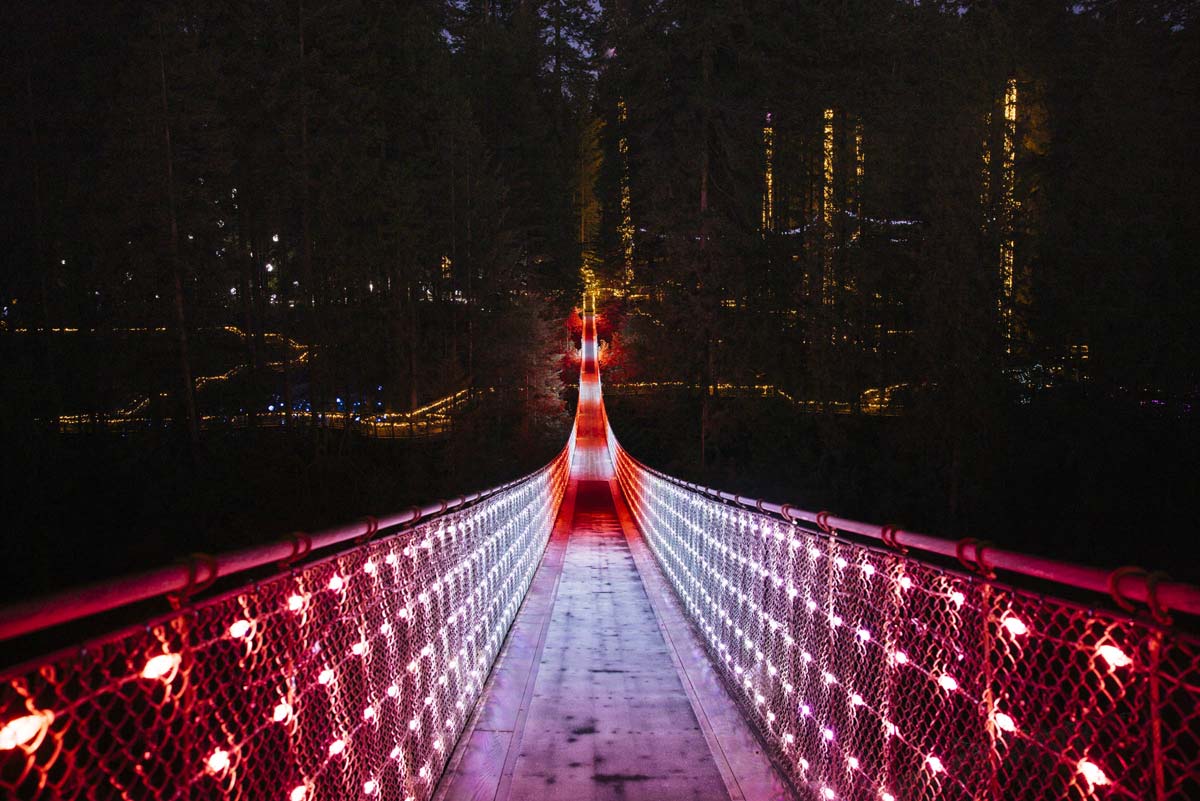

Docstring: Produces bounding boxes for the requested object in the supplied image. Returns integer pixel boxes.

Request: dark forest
[1,0,1197,602]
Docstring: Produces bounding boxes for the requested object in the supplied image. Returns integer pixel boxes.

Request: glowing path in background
[434,313,790,801]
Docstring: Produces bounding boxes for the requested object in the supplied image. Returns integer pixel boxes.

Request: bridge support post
[1149,631,1166,801]
[981,584,1002,801]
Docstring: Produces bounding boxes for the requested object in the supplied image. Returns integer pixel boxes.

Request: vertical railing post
[980,583,1003,801]
[175,610,198,800]
[1148,630,1166,801]
[880,554,903,798]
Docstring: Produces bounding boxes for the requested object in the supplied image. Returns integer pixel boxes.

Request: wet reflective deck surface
[435,317,790,801]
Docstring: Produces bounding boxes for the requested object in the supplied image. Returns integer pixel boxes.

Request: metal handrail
[593,332,1200,618]
[0,456,566,642]
[609,433,1200,619]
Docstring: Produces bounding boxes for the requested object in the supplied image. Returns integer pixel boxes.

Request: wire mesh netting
[608,430,1200,801]
[0,443,572,801]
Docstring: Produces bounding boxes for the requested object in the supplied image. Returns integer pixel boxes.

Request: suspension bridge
[1,307,1198,801]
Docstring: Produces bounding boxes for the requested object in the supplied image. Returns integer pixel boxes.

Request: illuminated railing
[605,421,1200,801]
[0,429,575,800]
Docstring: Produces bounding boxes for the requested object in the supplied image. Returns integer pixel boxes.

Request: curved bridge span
[1,311,1198,801]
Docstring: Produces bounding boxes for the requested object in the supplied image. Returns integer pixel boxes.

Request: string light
[1077,759,1110,788]
[228,619,252,638]
[0,712,52,751]
[1098,644,1131,668]
[141,652,181,682]
[206,748,230,774]
[289,786,307,801]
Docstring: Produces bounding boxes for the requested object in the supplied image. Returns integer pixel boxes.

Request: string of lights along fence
[0,435,573,801]
[604,413,1199,801]
[2,309,1198,801]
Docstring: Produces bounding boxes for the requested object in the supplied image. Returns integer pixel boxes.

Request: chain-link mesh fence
[608,429,1199,801]
[0,443,571,801]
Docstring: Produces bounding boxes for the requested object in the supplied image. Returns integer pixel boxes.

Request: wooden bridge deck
[434,316,791,801]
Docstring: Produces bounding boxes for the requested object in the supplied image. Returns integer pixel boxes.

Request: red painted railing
[605,418,1200,800]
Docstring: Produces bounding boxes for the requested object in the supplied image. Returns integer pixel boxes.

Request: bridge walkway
[435,317,791,801]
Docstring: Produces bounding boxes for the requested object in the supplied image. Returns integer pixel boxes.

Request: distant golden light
[822,108,836,306]
[762,119,774,232]
[1000,78,1018,351]
[617,100,634,285]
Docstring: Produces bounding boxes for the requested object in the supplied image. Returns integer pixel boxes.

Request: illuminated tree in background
[591,0,1200,547]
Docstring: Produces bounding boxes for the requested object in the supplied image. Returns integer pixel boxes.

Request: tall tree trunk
[698,37,713,469]
[250,218,267,372]
[26,62,61,424]
[298,1,313,309]
[281,319,295,425]
[237,188,259,428]
[390,259,405,410]
[449,122,459,371]
[281,236,295,426]
[408,282,419,411]
[465,160,474,383]
[552,0,564,136]
[158,20,200,455]
[298,0,324,446]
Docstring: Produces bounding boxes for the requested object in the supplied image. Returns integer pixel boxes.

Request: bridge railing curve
[0,430,575,801]
[603,415,1199,801]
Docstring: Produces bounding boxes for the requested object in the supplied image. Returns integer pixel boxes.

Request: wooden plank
[503,479,731,801]
[437,729,513,801]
